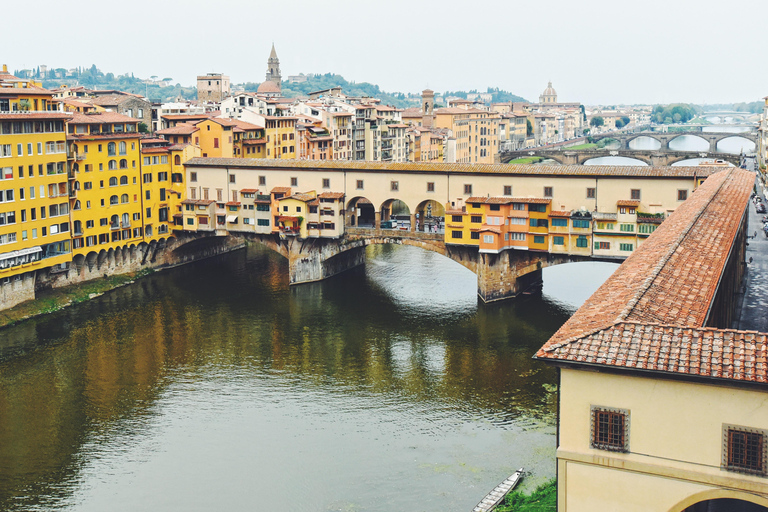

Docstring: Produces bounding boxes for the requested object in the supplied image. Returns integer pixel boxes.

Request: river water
[0,244,619,512]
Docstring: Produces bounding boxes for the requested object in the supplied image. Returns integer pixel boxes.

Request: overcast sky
[7,0,766,105]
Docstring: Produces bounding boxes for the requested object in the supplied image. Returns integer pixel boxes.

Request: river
[0,244,619,511]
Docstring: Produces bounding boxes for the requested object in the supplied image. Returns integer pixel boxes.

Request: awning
[0,247,42,262]
[226,215,238,223]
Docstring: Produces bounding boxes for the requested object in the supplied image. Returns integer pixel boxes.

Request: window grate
[724,425,766,475]
[591,406,629,452]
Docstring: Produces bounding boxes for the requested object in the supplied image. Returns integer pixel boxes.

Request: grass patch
[564,143,597,150]
[508,156,545,164]
[495,479,556,512]
[0,268,156,330]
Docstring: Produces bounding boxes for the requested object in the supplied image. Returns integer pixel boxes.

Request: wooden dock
[472,468,524,512]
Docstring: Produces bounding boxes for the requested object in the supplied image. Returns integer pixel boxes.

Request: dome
[257,80,281,94]
[542,81,556,97]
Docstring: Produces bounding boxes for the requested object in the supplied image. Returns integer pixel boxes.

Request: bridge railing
[345,227,444,241]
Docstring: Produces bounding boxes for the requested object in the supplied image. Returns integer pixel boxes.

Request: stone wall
[0,273,36,311]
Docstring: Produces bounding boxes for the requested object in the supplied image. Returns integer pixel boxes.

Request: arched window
[74,181,80,190]
[110,214,119,227]
[119,159,127,169]
[120,176,128,185]
[73,200,81,210]
[108,160,117,170]
[121,194,129,204]
[73,163,79,172]
[108,142,116,156]
[174,155,181,165]
[119,141,126,155]
[110,195,118,205]
[122,213,129,226]
[109,177,118,187]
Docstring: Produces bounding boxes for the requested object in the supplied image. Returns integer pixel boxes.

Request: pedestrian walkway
[735,170,768,332]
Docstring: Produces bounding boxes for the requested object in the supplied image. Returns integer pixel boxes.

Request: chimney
[2,64,7,73]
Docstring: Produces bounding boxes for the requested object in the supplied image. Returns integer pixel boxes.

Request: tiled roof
[535,167,761,384]
[225,201,240,206]
[157,123,198,135]
[283,193,316,202]
[183,157,717,179]
[318,192,345,199]
[549,210,572,217]
[0,112,71,120]
[270,186,291,194]
[239,188,259,193]
[69,111,138,124]
[617,199,641,206]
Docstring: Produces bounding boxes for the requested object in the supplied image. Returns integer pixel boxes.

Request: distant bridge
[701,111,757,121]
[500,148,742,166]
[590,131,757,152]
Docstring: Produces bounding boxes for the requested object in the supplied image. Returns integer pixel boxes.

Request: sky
[7,0,767,105]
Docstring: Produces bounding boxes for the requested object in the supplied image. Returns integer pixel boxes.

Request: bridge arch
[380,198,411,227]
[414,199,446,233]
[715,135,756,154]
[668,133,710,151]
[626,134,662,150]
[346,196,376,228]
[582,155,650,166]
[667,488,768,512]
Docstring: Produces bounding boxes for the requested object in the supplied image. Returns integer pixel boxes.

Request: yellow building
[0,90,73,307]
[230,119,265,158]
[264,116,297,159]
[67,111,143,256]
[434,107,500,164]
[194,118,236,158]
[534,167,765,512]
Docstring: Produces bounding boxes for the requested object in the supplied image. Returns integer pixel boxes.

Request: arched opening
[108,160,117,170]
[120,175,128,185]
[346,197,375,228]
[680,499,768,512]
[414,199,445,233]
[120,194,129,204]
[174,155,181,165]
[107,142,116,156]
[716,136,756,155]
[669,134,709,152]
[584,156,648,166]
[119,159,128,169]
[109,177,118,187]
[110,195,118,205]
[380,199,411,230]
[628,136,661,150]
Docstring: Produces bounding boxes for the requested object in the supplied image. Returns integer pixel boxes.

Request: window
[553,236,564,245]
[230,174,236,184]
[451,230,463,239]
[463,184,472,195]
[573,219,590,229]
[471,215,482,223]
[483,235,494,244]
[587,187,596,199]
[544,186,553,197]
[190,172,197,182]
[109,177,118,187]
[639,224,657,234]
[289,177,297,187]
[630,189,641,200]
[724,425,766,475]
[620,243,634,252]
[427,182,435,192]
[533,235,545,244]
[529,204,547,213]
[678,189,688,201]
[391,181,399,192]
[620,224,634,232]
[356,180,364,190]
[576,235,588,248]
[595,241,610,250]
[259,176,266,186]
[322,178,330,189]
[504,185,512,196]
[552,218,568,227]
[470,231,480,240]
[510,232,526,241]
[591,406,629,452]
[529,218,548,228]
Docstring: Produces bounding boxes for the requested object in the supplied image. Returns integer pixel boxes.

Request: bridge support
[477,251,544,301]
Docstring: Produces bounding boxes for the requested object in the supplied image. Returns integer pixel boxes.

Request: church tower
[266,43,281,88]
[422,89,435,128]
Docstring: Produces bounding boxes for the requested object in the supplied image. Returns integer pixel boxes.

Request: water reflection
[0,244,615,511]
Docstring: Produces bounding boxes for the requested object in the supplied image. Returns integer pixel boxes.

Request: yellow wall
[196,120,234,158]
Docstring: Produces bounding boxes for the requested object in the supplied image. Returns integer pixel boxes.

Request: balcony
[110,223,119,230]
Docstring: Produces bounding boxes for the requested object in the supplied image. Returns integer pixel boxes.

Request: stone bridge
[590,131,757,152]
[501,149,742,166]
[215,228,618,302]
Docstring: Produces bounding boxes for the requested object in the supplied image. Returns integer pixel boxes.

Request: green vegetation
[595,138,617,149]
[495,480,556,512]
[0,268,155,330]
[442,86,527,103]
[29,64,197,102]
[698,101,762,114]
[589,116,604,127]
[565,143,597,150]
[687,116,713,125]
[509,156,545,164]
[615,116,631,128]
[651,104,696,124]
[526,119,533,137]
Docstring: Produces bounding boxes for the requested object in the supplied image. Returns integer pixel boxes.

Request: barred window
[591,406,629,452]
[724,425,766,475]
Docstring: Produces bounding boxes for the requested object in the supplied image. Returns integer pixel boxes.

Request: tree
[138,122,149,133]
[615,119,625,129]
[526,119,533,137]
[590,116,604,127]
[621,116,630,125]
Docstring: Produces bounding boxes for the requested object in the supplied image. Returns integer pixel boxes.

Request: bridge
[151,158,726,303]
[700,111,757,121]
[590,131,757,152]
[500,148,742,166]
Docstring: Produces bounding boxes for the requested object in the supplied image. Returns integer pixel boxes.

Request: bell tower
[266,43,281,87]
[422,89,435,128]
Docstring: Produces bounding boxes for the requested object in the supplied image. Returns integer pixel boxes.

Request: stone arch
[85,251,98,272]
[380,198,411,228]
[357,236,476,274]
[107,247,116,268]
[346,196,376,227]
[414,199,445,233]
[626,134,662,150]
[96,249,107,270]
[73,253,85,272]
[668,489,768,512]
[668,133,710,151]
[581,155,651,165]
[715,135,756,153]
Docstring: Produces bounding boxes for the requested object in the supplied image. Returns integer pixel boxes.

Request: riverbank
[0,267,156,330]
[495,480,556,512]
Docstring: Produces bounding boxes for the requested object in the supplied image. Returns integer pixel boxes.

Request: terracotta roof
[69,111,138,124]
[445,209,466,215]
[256,81,281,94]
[239,188,259,193]
[161,114,211,120]
[318,192,345,199]
[535,168,762,385]
[157,123,198,135]
[242,138,266,145]
[0,86,53,95]
[282,193,316,202]
[182,158,717,180]
[307,198,320,206]
[480,226,501,234]
[271,186,291,194]
[226,119,264,131]
[225,201,241,206]
[549,210,572,217]
[0,112,71,120]
[617,199,641,207]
